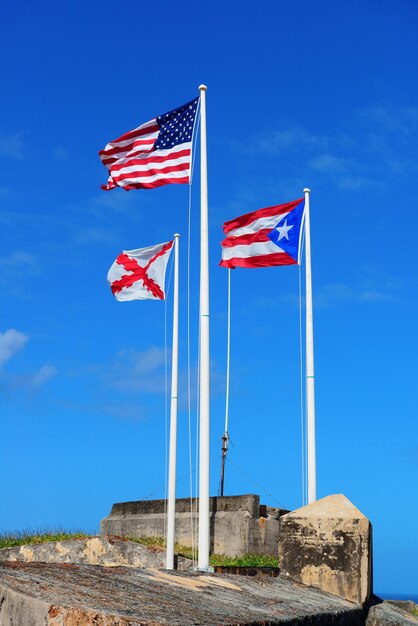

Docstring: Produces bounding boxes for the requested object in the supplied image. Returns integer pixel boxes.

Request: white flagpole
[166,233,180,570]
[304,188,316,503]
[198,84,211,571]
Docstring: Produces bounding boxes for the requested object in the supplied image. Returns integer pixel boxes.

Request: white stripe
[114,153,191,177]
[110,142,192,169]
[117,168,190,186]
[103,119,158,151]
[221,240,284,260]
[101,132,159,165]
[228,211,290,237]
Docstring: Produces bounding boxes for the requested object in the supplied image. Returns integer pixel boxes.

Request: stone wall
[0,537,191,570]
[278,494,373,606]
[101,494,288,557]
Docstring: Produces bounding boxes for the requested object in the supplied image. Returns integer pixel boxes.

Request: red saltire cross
[111,241,173,300]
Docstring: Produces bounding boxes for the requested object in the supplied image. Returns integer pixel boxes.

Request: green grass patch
[0,530,92,550]
[210,553,279,567]
[127,536,278,567]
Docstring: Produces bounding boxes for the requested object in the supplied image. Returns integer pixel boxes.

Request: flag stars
[274,219,294,241]
[154,97,198,151]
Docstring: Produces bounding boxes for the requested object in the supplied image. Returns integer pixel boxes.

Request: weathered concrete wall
[279,494,372,606]
[101,494,288,557]
[0,537,191,570]
[0,561,366,625]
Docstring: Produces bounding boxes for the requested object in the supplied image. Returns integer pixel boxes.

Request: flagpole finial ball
[199,84,208,91]
[304,188,311,194]
[174,233,180,238]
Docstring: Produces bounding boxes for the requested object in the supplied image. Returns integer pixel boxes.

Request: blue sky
[1,0,417,596]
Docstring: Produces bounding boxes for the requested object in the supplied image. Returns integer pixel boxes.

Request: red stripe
[221,229,271,248]
[99,138,156,161]
[113,163,190,184]
[220,252,297,269]
[122,176,190,190]
[109,148,191,172]
[99,123,159,160]
[101,120,158,149]
[223,198,304,234]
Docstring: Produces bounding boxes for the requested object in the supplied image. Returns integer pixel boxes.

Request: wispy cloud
[0,251,40,285]
[99,402,149,421]
[309,154,349,174]
[0,131,25,159]
[66,344,225,420]
[0,329,28,367]
[28,364,58,389]
[255,271,403,310]
[53,146,70,160]
[314,283,399,308]
[233,103,418,191]
[104,346,167,394]
[0,330,57,396]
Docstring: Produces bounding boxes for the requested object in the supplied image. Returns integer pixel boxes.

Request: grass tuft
[126,537,278,567]
[0,529,92,550]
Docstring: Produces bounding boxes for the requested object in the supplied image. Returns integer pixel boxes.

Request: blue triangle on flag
[267,199,305,262]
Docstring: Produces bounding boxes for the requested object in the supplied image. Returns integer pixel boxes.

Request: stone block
[101,494,288,557]
[278,494,372,606]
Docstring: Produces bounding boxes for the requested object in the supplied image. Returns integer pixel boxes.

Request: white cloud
[106,346,167,393]
[0,329,28,368]
[0,131,25,159]
[53,146,70,160]
[232,103,418,192]
[309,154,349,173]
[314,283,400,308]
[0,252,41,293]
[29,364,57,389]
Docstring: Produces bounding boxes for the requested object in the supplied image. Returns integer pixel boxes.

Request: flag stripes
[220,199,304,269]
[99,97,199,191]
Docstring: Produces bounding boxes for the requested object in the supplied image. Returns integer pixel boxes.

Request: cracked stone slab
[0,561,364,625]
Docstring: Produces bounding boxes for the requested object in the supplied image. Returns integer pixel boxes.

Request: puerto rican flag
[220,198,305,269]
[107,241,173,301]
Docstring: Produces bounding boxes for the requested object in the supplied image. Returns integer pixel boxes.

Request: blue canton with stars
[154,97,199,150]
[268,199,305,262]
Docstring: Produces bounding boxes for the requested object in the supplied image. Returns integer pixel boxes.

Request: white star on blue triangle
[268,199,305,262]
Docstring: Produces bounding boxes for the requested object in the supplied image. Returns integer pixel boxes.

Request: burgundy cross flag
[107,241,174,301]
[220,198,305,269]
[99,97,199,191]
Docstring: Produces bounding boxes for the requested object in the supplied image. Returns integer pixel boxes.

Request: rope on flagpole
[186,117,200,567]
[298,263,306,507]
[193,317,201,565]
[163,251,175,541]
[219,268,231,496]
[187,181,196,567]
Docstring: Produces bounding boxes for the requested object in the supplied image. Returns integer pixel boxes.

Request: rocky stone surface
[0,561,365,625]
[279,494,372,606]
[0,536,191,570]
[366,599,418,625]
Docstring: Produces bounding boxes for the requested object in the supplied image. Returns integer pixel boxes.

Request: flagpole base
[193,566,214,573]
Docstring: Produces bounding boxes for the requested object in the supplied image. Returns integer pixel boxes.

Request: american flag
[220,199,305,269]
[100,97,199,191]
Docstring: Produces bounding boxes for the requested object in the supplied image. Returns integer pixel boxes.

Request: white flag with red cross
[107,240,173,301]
